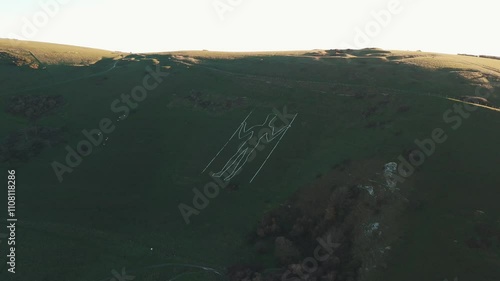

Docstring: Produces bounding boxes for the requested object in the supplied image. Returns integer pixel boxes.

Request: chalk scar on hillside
[201,111,298,183]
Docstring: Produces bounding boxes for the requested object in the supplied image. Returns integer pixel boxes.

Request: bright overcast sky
[1,0,499,56]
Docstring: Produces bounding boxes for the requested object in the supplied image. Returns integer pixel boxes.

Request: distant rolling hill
[1,39,499,281]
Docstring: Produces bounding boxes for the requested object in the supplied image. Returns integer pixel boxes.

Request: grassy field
[0,40,499,281]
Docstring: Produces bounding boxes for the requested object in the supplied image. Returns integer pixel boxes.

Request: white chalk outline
[202,110,297,183]
[211,113,278,180]
[201,110,254,173]
[250,113,298,183]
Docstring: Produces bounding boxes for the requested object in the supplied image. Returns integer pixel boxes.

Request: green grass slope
[0,41,499,281]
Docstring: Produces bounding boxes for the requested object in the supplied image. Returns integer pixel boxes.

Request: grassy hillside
[0,40,499,281]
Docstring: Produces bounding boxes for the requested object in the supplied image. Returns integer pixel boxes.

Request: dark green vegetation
[0,39,499,281]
